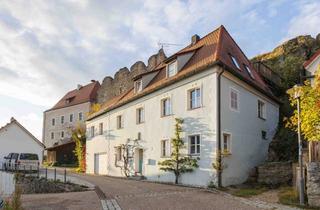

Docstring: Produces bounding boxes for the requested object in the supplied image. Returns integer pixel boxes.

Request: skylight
[244,65,255,79]
[230,55,240,70]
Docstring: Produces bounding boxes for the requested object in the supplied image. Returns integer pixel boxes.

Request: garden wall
[306,162,320,207]
[256,161,292,185]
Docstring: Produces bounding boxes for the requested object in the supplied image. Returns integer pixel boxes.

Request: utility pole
[294,84,304,205]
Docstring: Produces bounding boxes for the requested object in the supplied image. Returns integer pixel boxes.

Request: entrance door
[138,149,143,174]
[94,153,108,175]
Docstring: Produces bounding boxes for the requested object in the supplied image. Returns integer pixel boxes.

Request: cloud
[286,1,320,39]
[1,0,317,138]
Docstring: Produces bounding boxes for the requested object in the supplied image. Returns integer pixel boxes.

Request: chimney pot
[77,84,82,90]
[191,34,200,45]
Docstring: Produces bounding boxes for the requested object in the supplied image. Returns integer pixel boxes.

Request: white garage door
[94,153,108,175]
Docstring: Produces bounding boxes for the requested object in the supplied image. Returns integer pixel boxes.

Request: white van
[4,153,39,171]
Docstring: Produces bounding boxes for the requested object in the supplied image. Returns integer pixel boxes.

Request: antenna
[158,42,183,50]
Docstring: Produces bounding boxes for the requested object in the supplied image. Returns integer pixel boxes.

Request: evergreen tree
[158,118,199,184]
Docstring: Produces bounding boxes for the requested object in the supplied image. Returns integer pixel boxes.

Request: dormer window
[167,61,177,77]
[65,96,75,104]
[134,80,142,93]
[244,64,255,79]
[230,54,240,70]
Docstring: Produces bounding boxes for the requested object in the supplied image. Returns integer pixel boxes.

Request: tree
[158,118,199,184]
[115,138,141,177]
[71,125,86,172]
[286,65,320,142]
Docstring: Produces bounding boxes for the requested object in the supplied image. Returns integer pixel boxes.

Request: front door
[138,149,143,173]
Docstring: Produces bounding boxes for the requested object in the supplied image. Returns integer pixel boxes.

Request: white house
[0,117,44,163]
[86,25,280,187]
[304,49,320,85]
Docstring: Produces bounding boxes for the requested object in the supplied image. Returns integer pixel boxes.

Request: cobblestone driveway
[69,173,268,210]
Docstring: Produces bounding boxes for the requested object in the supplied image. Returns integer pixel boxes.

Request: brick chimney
[191,34,200,45]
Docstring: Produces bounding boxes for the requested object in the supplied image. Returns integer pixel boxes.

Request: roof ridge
[215,25,224,61]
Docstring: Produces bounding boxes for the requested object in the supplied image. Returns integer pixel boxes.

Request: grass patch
[278,187,320,210]
[231,187,268,197]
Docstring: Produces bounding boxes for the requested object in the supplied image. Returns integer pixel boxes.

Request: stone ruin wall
[97,49,166,104]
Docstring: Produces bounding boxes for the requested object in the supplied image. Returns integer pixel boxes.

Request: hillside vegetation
[251,34,320,161]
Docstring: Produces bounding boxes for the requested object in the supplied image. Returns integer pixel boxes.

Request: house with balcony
[85,25,280,187]
[43,80,100,164]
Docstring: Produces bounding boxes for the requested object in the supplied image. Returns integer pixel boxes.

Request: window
[189,135,200,155]
[134,80,142,93]
[167,61,177,77]
[230,54,240,69]
[52,118,55,126]
[261,130,267,140]
[117,115,123,129]
[69,114,74,122]
[258,100,266,119]
[60,116,64,124]
[61,131,64,138]
[188,88,201,109]
[115,147,122,161]
[136,108,144,124]
[51,132,54,139]
[161,98,172,116]
[160,139,170,157]
[222,133,231,154]
[230,88,238,111]
[244,65,255,79]
[90,126,95,138]
[79,112,83,121]
[99,123,103,135]
[137,132,141,140]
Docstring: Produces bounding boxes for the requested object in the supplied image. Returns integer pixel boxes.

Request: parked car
[4,153,39,171]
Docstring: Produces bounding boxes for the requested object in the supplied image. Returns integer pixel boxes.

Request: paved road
[67,173,267,210]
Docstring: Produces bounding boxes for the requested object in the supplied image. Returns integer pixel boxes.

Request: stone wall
[97,49,166,104]
[306,162,320,207]
[256,161,292,185]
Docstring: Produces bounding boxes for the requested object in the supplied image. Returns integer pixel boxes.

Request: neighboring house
[304,49,320,85]
[43,80,100,164]
[303,49,320,162]
[85,25,280,187]
[0,117,44,163]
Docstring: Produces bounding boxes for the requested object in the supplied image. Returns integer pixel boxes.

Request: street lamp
[293,84,304,205]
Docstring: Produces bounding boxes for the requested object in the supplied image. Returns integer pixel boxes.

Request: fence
[0,161,68,183]
[0,171,15,196]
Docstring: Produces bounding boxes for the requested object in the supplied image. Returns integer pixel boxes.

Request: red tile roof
[304,49,320,68]
[46,81,100,112]
[89,25,277,120]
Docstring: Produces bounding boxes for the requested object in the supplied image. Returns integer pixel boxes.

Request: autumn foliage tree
[158,118,199,184]
[286,66,320,142]
[71,125,86,172]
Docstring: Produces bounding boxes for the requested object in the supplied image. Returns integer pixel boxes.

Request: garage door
[94,153,108,175]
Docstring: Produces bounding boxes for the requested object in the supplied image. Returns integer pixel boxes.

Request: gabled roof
[89,25,277,120]
[0,117,44,148]
[304,49,320,68]
[46,81,100,112]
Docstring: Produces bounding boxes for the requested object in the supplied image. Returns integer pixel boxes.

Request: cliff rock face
[252,34,320,89]
[251,33,320,162]
[97,49,166,104]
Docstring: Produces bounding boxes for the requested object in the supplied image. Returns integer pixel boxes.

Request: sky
[0,0,319,140]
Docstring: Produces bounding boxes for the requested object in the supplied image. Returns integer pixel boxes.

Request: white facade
[305,54,320,85]
[0,119,44,163]
[43,102,90,148]
[86,67,279,187]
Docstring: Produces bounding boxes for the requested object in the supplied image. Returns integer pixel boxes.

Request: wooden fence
[309,141,320,162]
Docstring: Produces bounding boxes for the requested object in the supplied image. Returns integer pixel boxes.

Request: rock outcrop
[97,49,166,104]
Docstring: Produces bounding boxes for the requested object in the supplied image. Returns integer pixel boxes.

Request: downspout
[216,67,224,188]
